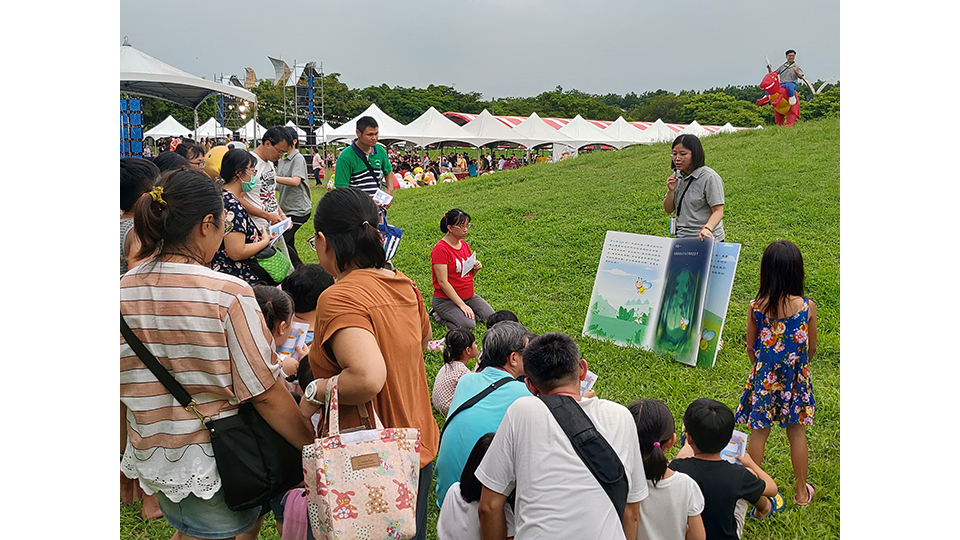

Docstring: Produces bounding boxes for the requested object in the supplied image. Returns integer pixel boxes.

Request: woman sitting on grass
[430,208,495,330]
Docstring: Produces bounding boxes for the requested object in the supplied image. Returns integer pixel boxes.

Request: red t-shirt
[431,239,475,300]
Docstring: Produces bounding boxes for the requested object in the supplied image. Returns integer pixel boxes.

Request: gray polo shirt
[671,165,725,242]
[776,62,802,84]
[276,151,312,217]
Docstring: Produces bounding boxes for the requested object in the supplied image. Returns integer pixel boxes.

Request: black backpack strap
[539,394,628,522]
[439,376,514,443]
[121,314,195,410]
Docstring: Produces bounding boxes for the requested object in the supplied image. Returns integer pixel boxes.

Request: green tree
[677,93,765,126]
[626,92,690,123]
[803,86,840,119]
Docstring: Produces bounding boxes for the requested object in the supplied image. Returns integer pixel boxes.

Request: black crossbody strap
[121,314,194,409]
[539,394,628,522]
[439,376,514,442]
[674,171,696,217]
[351,141,378,177]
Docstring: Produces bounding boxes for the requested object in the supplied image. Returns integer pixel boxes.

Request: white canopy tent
[715,123,738,134]
[638,119,676,144]
[510,112,574,149]
[399,107,475,147]
[285,121,307,143]
[236,119,268,141]
[678,120,711,138]
[196,117,233,139]
[557,115,617,150]
[313,122,335,144]
[460,109,525,148]
[120,38,257,136]
[603,116,652,149]
[144,115,192,138]
[324,104,410,144]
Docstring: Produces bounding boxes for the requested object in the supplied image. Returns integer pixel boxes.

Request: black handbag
[121,314,303,511]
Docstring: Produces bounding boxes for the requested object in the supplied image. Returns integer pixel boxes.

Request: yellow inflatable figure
[204,146,230,180]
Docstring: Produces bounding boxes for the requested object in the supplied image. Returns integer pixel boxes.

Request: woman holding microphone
[663,134,725,242]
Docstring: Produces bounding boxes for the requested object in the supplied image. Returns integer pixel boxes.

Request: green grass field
[121,117,839,539]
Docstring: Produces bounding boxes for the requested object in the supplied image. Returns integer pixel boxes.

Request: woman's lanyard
[675,171,696,216]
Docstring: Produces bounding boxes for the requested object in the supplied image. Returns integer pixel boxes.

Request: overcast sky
[119,0,840,100]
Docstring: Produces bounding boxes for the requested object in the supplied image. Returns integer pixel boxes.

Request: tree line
[134,73,839,135]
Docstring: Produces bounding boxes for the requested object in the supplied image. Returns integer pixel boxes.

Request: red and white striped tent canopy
[443,112,728,139]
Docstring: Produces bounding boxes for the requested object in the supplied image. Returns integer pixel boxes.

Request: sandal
[794,483,815,506]
[749,492,785,520]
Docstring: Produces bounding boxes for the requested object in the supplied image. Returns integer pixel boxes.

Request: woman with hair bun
[430,208,495,330]
[304,187,440,540]
[120,170,314,540]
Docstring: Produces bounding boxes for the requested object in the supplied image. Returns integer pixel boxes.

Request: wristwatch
[303,379,324,406]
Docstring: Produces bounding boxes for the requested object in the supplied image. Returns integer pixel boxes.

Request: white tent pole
[254,102,259,148]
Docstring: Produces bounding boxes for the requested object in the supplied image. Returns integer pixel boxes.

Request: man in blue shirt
[434,321,534,508]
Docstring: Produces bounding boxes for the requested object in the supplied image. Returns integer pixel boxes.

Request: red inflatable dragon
[756,71,800,126]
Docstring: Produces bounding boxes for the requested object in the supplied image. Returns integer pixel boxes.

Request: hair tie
[150,186,167,206]
[652,442,661,447]
[360,220,371,229]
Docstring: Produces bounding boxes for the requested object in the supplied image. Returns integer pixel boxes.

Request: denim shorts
[155,488,260,539]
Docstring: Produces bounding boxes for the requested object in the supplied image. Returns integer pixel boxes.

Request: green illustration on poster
[582,232,741,367]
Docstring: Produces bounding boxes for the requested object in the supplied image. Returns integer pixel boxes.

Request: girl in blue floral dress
[734,240,817,507]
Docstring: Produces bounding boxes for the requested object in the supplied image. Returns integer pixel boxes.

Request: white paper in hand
[580,370,598,396]
[277,322,310,360]
[459,252,477,278]
[268,217,292,246]
[720,430,748,464]
[373,189,393,206]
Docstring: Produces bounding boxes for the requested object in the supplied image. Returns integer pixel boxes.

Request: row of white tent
[145,103,754,151]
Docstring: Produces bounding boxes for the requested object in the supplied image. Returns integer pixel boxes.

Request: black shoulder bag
[439,376,514,444]
[539,394,629,522]
[121,314,303,511]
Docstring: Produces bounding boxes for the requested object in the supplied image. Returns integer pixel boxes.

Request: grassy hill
[122,118,840,539]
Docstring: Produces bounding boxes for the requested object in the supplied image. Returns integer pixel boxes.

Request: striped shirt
[120,260,281,501]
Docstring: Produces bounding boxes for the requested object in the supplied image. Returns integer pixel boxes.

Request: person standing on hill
[276,127,311,269]
[333,116,396,205]
[241,126,293,231]
[662,134,725,242]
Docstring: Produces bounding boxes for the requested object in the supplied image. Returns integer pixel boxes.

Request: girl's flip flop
[794,483,815,506]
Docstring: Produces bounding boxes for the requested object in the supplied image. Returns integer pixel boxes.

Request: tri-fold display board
[582,232,741,367]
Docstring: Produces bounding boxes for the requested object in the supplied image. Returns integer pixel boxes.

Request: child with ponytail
[252,285,303,393]
[628,399,706,540]
[431,327,478,416]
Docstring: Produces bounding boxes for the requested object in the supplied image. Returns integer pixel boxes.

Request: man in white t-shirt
[241,125,293,231]
[476,333,647,540]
